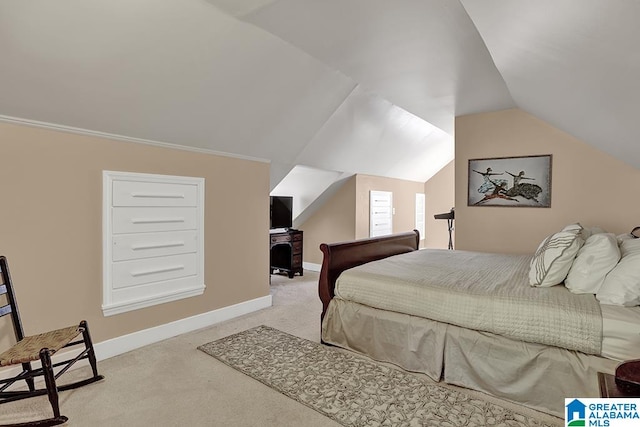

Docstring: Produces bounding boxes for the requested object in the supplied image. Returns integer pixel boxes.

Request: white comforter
[334,249,602,354]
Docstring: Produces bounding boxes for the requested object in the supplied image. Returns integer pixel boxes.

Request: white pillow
[565,233,620,294]
[581,226,607,240]
[529,223,585,287]
[617,233,635,244]
[597,238,640,306]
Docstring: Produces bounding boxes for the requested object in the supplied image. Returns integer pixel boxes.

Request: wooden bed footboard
[318,230,420,322]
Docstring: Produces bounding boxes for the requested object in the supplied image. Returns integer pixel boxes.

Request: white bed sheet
[601,303,640,361]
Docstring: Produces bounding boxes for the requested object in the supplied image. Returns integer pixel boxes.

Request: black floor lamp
[434,208,454,250]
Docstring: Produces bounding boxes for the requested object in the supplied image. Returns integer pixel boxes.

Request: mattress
[335,249,602,354]
[601,303,640,361]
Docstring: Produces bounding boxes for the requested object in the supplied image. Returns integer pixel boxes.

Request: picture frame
[468,154,552,207]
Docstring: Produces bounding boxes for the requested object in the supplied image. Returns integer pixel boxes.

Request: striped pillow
[529,224,585,287]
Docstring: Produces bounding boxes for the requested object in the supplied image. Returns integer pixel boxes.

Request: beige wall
[300,174,425,264]
[455,108,640,254]
[0,122,270,344]
[423,160,455,249]
[354,175,425,241]
[300,177,356,265]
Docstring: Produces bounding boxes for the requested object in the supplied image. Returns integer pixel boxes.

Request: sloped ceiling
[0,1,638,195]
[461,0,640,167]
[220,0,515,134]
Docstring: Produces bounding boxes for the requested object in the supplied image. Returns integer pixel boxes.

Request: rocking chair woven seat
[0,256,104,427]
[0,326,82,367]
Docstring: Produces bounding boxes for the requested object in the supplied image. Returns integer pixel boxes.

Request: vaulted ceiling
[1,1,638,207]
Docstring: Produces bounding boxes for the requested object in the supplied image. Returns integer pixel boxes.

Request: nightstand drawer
[271,234,292,244]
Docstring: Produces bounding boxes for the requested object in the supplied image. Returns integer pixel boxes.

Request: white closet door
[370,190,393,237]
[415,193,425,240]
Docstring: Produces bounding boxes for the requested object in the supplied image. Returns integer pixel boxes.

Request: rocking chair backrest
[0,255,104,426]
[0,256,26,346]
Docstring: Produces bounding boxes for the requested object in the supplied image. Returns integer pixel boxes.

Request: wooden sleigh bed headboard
[318,230,420,321]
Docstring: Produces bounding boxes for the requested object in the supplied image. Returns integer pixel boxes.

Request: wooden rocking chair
[0,256,104,426]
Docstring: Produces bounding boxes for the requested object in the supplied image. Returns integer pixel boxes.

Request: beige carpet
[0,271,562,426]
[200,325,557,427]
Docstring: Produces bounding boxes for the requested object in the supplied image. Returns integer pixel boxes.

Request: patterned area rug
[198,326,558,427]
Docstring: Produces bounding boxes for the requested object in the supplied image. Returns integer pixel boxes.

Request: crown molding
[0,114,270,164]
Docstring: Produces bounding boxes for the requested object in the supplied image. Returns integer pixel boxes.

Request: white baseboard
[95,294,272,360]
[0,294,272,383]
[303,262,322,272]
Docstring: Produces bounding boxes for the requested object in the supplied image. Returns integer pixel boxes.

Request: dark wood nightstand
[269,229,303,278]
[598,372,640,398]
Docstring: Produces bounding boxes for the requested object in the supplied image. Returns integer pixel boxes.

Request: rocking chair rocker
[0,256,104,426]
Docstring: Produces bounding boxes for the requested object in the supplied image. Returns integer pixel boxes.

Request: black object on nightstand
[598,371,640,398]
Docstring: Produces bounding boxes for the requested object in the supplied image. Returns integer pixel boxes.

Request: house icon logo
[566,399,586,426]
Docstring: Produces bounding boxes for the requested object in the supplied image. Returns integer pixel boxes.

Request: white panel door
[415,193,425,241]
[370,190,393,237]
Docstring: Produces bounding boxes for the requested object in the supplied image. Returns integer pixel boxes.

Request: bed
[318,230,640,417]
